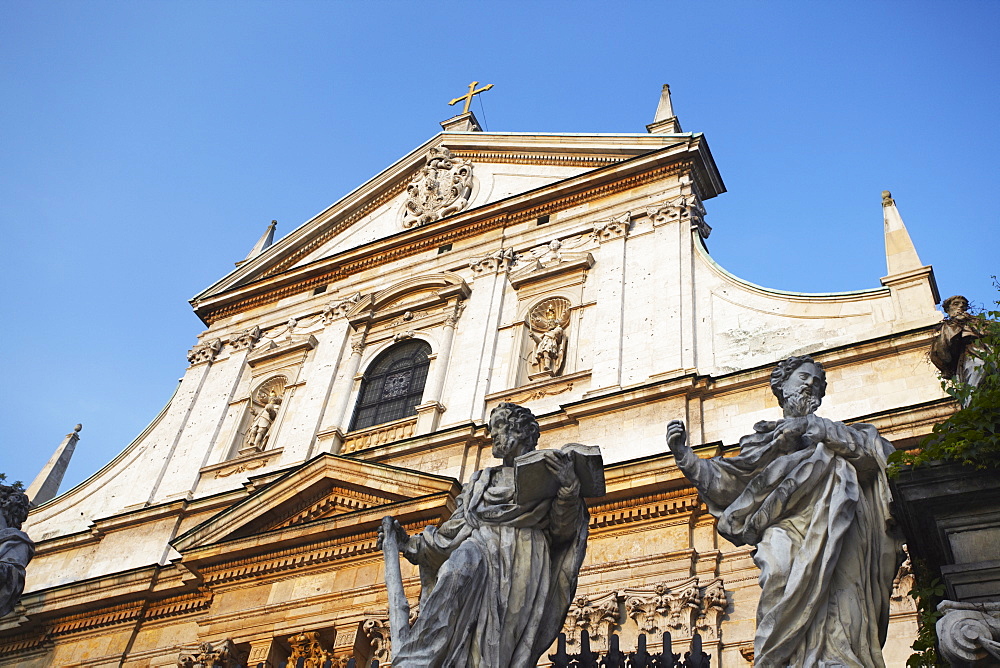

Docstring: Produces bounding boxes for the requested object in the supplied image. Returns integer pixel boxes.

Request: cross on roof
[449,81,493,114]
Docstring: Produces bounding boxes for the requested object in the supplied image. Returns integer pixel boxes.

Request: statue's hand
[543,449,579,493]
[377,516,409,552]
[666,420,689,456]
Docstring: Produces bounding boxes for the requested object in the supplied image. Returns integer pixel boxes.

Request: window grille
[350,340,431,431]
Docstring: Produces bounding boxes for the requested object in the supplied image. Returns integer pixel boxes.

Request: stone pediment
[171,454,460,563]
[191,133,722,325]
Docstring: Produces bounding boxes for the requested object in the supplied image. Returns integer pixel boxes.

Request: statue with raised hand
[667,356,902,667]
[378,402,601,668]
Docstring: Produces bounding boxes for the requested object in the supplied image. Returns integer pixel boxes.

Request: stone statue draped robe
[392,464,589,668]
[678,416,900,667]
[0,527,35,617]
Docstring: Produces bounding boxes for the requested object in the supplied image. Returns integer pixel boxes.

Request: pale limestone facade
[1,95,945,667]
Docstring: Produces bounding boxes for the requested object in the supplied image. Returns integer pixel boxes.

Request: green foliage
[905,566,947,668]
[0,473,24,491]
[889,280,1000,473]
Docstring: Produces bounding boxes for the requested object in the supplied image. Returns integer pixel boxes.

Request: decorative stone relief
[562,591,623,652]
[285,631,332,668]
[694,579,727,639]
[323,293,364,325]
[890,545,916,613]
[214,454,274,478]
[444,300,467,328]
[350,333,367,356]
[592,211,631,243]
[361,617,390,664]
[469,247,516,276]
[937,600,1000,666]
[240,376,286,455]
[177,638,240,668]
[647,194,711,238]
[622,578,723,638]
[228,326,261,352]
[501,379,576,404]
[187,339,222,365]
[402,147,474,228]
[526,297,571,379]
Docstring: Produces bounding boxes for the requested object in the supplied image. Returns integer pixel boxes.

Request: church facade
[2,88,946,667]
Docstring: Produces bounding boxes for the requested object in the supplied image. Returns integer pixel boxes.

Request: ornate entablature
[401,146,474,228]
[560,578,728,653]
[187,338,222,365]
[647,194,710,238]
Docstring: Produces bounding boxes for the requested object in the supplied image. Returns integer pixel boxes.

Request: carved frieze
[647,194,711,238]
[177,638,240,668]
[228,326,261,352]
[285,631,332,668]
[469,248,516,276]
[361,617,391,664]
[507,238,595,290]
[323,293,364,325]
[187,339,222,365]
[592,211,631,242]
[562,590,623,652]
[402,147,474,228]
[622,578,726,639]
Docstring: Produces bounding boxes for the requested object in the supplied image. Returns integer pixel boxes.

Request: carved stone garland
[647,194,711,239]
[563,591,624,652]
[402,147,474,228]
[187,339,222,365]
[177,638,240,668]
[285,631,333,668]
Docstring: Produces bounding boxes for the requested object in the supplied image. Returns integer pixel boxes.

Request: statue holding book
[379,402,604,668]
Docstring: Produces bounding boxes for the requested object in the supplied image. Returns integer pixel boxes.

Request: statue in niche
[242,392,281,453]
[0,483,33,617]
[667,355,902,667]
[378,402,603,668]
[527,298,571,379]
[931,295,987,403]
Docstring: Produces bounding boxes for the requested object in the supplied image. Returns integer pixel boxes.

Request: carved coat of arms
[402,147,474,228]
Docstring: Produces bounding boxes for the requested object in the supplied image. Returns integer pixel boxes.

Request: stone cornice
[194,139,721,324]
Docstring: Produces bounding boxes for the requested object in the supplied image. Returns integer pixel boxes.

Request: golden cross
[449,81,494,114]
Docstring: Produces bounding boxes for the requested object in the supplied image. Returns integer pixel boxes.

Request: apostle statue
[242,392,281,453]
[0,483,34,618]
[667,356,902,667]
[931,295,987,403]
[379,402,600,668]
[527,305,568,377]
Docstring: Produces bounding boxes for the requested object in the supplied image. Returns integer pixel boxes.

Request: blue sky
[2,1,997,494]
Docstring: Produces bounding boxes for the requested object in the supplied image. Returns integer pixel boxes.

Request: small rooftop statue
[931,295,987,405]
[379,402,604,668]
[667,355,902,667]
[0,482,33,618]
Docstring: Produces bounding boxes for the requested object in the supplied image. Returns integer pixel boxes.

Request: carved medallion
[402,147,473,228]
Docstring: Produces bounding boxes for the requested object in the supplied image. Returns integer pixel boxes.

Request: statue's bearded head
[0,485,30,530]
[770,356,827,418]
[488,402,540,462]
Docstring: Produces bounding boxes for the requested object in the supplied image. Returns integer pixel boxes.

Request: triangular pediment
[171,454,459,560]
[192,130,718,321]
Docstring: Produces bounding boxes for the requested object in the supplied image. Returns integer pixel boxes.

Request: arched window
[350,340,432,431]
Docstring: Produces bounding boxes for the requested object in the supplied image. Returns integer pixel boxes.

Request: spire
[880,190,940,308]
[647,84,683,134]
[26,424,81,506]
[236,220,277,267]
[881,191,924,275]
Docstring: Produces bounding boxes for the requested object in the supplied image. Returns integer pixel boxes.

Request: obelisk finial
[25,424,82,506]
[647,84,683,134]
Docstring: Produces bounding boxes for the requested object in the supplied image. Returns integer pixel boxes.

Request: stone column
[588,212,631,392]
[316,329,367,453]
[414,302,465,434]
